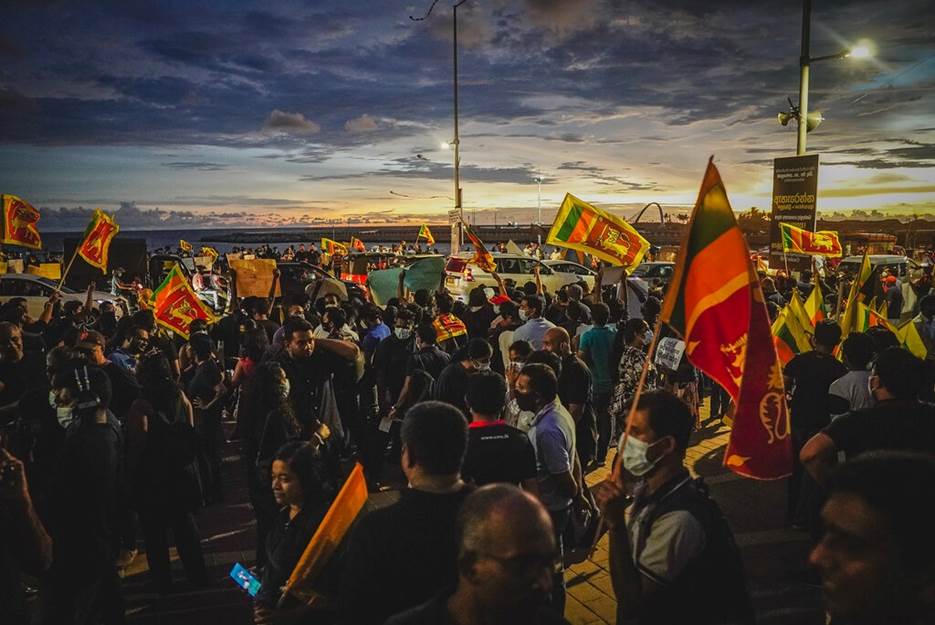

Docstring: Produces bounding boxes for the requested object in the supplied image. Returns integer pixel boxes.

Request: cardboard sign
[7,259,23,273]
[230,258,281,298]
[26,263,62,280]
[193,255,215,271]
[654,337,686,371]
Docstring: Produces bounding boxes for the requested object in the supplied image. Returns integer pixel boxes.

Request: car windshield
[33,276,77,294]
[630,264,653,277]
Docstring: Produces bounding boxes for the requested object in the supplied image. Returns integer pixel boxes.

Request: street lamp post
[534,175,542,246]
[412,0,468,255]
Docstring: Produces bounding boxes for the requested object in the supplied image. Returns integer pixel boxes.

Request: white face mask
[519,309,529,322]
[56,406,74,427]
[394,327,412,340]
[280,378,291,400]
[621,435,664,477]
[643,329,654,344]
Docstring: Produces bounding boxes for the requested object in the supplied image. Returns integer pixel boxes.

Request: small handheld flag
[417,224,435,247]
[77,209,120,273]
[150,264,217,339]
[1,194,42,250]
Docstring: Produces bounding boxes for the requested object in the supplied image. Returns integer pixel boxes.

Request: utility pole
[797,0,811,155]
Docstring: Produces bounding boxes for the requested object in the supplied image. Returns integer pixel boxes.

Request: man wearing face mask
[515,363,578,613]
[434,338,494,418]
[801,346,935,486]
[513,295,555,351]
[596,390,754,625]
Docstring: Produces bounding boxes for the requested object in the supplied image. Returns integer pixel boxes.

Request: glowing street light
[783,0,873,155]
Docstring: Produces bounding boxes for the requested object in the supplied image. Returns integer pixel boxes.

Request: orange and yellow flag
[322,238,348,256]
[661,158,791,480]
[547,194,650,272]
[462,223,497,273]
[78,209,120,273]
[417,224,435,247]
[281,463,368,605]
[349,237,366,253]
[1,194,42,250]
[150,264,216,339]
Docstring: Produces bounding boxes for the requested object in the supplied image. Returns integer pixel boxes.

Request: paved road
[122,401,825,624]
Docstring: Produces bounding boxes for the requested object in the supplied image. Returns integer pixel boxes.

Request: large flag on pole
[417,224,435,247]
[547,193,650,272]
[280,463,368,606]
[1,194,42,249]
[660,158,791,480]
[77,209,120,273]
[150,264,217,339]
[462,223,497,273]
[779,222,842,257]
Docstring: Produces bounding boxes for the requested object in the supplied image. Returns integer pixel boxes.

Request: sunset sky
[1,0,933,230]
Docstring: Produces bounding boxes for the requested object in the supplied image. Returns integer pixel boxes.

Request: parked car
[444,253,581,301]
[0,273,127,319]
[630,261,675,288]
[542,260,597,290]
[837,255,917,280]
[276,261,365,302]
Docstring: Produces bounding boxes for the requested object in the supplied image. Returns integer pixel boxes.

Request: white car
[444,253,582,302]
[542,259,597,290]
[0,274,126,319]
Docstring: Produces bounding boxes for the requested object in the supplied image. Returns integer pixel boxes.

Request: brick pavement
[123,402,825,624]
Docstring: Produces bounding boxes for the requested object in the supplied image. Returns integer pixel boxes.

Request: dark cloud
[300,155,550,185]
[161,161,229,171]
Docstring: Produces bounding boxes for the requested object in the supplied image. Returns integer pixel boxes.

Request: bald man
[386,484,570,625]
[543,326,597,468]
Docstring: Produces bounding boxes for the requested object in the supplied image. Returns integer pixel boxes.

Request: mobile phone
[229,562,261,597]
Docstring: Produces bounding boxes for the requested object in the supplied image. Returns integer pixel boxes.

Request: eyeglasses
[476,551,562,576]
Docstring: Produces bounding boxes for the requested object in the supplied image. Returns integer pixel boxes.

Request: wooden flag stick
[56,245,81,294]
[589,314,664,556]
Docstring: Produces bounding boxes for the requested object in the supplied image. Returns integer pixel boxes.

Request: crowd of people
[1,249,934,625]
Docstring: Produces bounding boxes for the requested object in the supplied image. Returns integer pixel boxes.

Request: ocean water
[39,228,453,256]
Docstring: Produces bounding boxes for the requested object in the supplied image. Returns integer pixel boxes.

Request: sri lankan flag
[150,264,216,340]
[200,246,219,262]
[772,305,812,366]
[803,279,825,325]
[77,209,119,273]
[280,463,367,606]
[349,237,366,253]
[462,224,497,273]
[896,319,928,360]
[841,249,882,338]
[661,158,791,480]
[788,290,814,336]
[779,222,842,257]
[1,195,42,249]
[547,194,649,272]
[322,238,348,256]
[417,224,435,247]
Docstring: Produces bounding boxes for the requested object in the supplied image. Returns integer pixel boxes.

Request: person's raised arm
[491,271,508,297]
[0,449,52,575]
[800,431,838,486]
[38,290,61,325]
[82,281,96,319]
[533,264,543,296]
[265,267,280,317]
[315,337,360,361]
[591,263,604,305]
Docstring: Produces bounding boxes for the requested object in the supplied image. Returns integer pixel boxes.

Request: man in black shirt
[340,401,473,625]
[783,319,847,527]
[374,309,416,416]
[275,317,359,436]
[462,372,537,488]
[389,324,451,421]
[801,347,935,485]
[386,484,569,625]
[76,330,140,423]
[543,326,596,468]
[434,338,493,417]
[0,322,45,416]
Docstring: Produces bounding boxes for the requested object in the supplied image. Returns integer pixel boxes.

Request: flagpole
[590,314,664,556]
[56,245,81,294]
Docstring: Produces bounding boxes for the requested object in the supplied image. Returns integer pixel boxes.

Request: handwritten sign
[654,337,686,371]
[230,258,281,298]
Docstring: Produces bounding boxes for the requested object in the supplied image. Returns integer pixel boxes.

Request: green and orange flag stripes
[77,209,120,273]
[462,223,497,273]
[150,264,217,340]
[547,194,650,272]
[803,280,825,326]
[772,306,812,366]
[417,224,435,247]
[1,194,42,249]
[661,158,791,480]
[280,463,367,606]
[321,238,348,256]
[779,222,842,257]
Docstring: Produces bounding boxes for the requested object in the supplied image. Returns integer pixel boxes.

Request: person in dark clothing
[462,372,537,488]
[388,324,451,422]
[433,338,493,417]
[386,484,569,625]
[801,347,935,485]
[0,322,46,415]
[127,352,207,595]
[340,401,473,625]
[187,334,226,503]
[783,319,847,527]
[275,317,359,436]
[42,365,126,625]
[543,326,596,468]
[242,362,301,567]
[254,441,335,625]
[76,330,140,423]
[462,286,497,340]
[373,309,416,417]
[0,447,53,625]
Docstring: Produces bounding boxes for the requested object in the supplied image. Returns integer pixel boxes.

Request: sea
[37,228,453,256]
